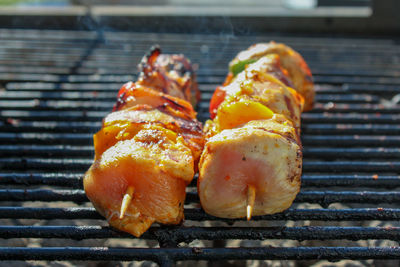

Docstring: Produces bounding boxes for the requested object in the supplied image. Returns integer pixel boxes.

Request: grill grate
[1,29,400,266]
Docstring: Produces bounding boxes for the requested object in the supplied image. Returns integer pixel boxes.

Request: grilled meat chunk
[229,42,314,111]
[112,84,203,163]
[211,55,304,129]
[199,116,302,218]
[199,43,313,220]
[85,128,192,236]
[137,46,201,107]
[84,49,203,237]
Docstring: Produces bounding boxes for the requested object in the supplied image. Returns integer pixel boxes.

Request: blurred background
[0,0,371,7]
[2,0,397,34]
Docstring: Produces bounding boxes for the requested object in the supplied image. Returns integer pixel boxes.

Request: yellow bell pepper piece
[216,100,274,130]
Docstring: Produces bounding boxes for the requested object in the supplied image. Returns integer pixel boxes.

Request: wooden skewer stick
[120,186,135,219]
[246,185,256,221]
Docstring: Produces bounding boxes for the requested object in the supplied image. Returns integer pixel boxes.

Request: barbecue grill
[1,1,400,266]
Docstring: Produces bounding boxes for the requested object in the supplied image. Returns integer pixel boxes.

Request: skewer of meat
[198,42,314,220]
[84,47,203,237]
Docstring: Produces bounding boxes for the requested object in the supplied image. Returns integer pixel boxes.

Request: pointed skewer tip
[246,185,256,221]
[120,186,135,219]
[246,205,252,221]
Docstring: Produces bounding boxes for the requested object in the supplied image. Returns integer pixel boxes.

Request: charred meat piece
[137,45,201,107]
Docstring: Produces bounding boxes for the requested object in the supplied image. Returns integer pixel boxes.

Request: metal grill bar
[3,112,397,124]
[300,136,400,146]
[1,158,399,172]
[2,122,400,136]
[2,207,400,221]
[302,124,400,135]
[3,71,400,83]
[1,247,400,262]
[2,189,400,206]
[2,101,400,115]
[2,133,399,147]
[1,145,398,158]
[3,82,399,94]
[0,173,82,187]
[0,122,102,132]
[5,82,123,90]
[0,145,93,157]
[0,94,382,106]
[4,63,400,75]
[5,65,398,75]
[1,173,398,188]
[2,102,400,116]
[303,148,400,158]
[1,226,400,241]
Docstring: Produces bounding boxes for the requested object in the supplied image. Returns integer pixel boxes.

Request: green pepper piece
[229,58,257,76]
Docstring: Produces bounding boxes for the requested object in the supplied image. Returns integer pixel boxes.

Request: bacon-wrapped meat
[84,49,203,237]
[198,42,313,219]
[136,45,201,107]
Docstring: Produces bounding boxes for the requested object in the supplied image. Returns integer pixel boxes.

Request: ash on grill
[0,29,400,267]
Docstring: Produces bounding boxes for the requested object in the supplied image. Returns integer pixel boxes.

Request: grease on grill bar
[1,29,400,266]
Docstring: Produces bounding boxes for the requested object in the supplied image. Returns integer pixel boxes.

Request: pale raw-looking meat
[199,117,302,218]
[199,42,313,220]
